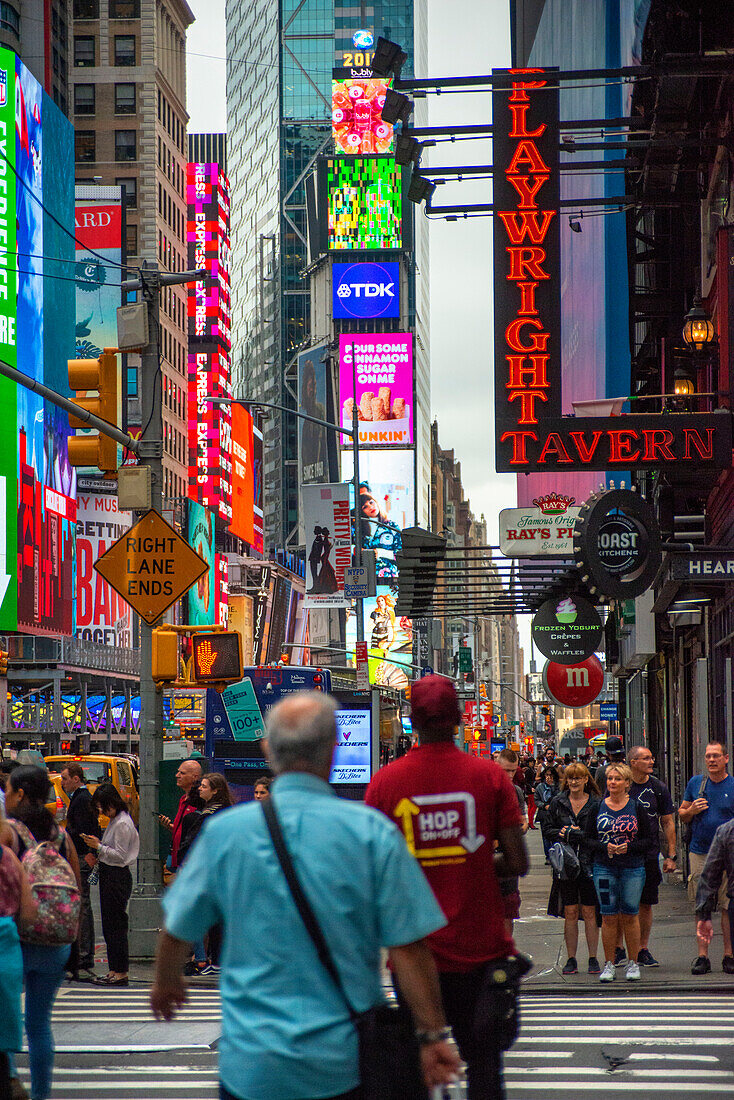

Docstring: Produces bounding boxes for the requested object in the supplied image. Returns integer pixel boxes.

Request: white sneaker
[625,961,641,981]
[600,961,616,982]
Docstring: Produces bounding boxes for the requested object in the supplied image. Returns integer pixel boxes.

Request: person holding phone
[81,783,139,986]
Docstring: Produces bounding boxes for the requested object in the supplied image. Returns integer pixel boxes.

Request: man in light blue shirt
[152,692,461,1100]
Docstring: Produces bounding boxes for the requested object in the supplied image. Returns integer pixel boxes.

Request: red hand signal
[196,639,217,677]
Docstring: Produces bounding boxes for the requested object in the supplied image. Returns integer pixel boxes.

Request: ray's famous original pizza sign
[499,492,579,556]
[492,68,732,473]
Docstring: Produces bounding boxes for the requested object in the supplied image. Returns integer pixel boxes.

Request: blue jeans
[20,942,70,1099]
[592,863,646,916]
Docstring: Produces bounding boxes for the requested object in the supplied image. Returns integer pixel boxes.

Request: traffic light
[151,629,178,684]
[191,631,243,687]
[67,348,118,473]
[395,527,446,617]
[0,649,8,675]
[479,683,487,699]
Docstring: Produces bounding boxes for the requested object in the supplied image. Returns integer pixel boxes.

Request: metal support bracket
[137,440,163,458]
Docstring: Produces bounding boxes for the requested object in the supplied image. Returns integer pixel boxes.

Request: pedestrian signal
[191,631,243,686]
[67,349,119,473]
[151,629,178,684]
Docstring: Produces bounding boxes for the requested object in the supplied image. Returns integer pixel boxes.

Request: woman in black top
[534,766,560,862]
[546,763,601,975]
[178,773,233,975]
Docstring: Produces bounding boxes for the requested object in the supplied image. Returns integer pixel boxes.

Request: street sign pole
[125,262,204,959]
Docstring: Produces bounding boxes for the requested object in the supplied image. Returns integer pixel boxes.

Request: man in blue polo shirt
[679,741,734,975]
[151,691,461,1100]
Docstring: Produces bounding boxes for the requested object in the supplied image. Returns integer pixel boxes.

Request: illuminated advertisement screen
[339,334,413,445]
[230,404,264,554]
[341,448,415,581]
[11,50,76,635]
[346,585,412,692]
[74,193,124,469]
[333,261,400,320]
[332,74,393,156]
[76,487,133,647]
[298,342,333,487]
[331,707,371,784]
[188,501,215,625]
[187,348,232,521]
[186,163,231,345]
[327,157,402,251]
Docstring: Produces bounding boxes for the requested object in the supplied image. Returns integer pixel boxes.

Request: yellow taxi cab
[44,754,140,826]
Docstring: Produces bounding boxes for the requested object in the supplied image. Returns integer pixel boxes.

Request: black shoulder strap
[261,797,358,1022]
[699,775,708,798]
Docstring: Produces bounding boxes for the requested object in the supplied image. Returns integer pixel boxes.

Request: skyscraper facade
[227,0,429,548]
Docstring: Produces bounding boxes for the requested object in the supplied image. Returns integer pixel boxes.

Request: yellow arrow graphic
[394,797,420,854]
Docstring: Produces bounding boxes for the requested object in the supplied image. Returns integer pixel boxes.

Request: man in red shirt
[158,758,202,870]
[366,675,528,1100]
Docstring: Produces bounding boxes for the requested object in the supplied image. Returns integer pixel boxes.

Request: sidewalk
[516,827,734,991]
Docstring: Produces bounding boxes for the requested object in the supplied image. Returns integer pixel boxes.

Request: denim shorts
[592,862,646,915]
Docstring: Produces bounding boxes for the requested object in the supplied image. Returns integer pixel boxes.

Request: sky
[184,0,533,662]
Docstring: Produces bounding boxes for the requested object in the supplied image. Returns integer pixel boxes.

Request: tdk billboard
[332,261,400,320]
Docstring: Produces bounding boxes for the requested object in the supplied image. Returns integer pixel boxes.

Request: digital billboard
[186,163,231,344]
[339,334,413,445]
[187,348,232,521]
[76,488,133,647]
[187,162,232,521]
[302,483,352,610]
[188,501,215,625]
[327,158,402,251]
[346,585,412,691]
[12,49,76,635]
[298,342,331,486]
[332,75,393,156]
[230,404,264,554]
[332,261,400,320]
[75,190,124,468]
[341,447,414,581]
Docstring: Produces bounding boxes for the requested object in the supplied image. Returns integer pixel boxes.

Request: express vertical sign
[492,68,732,473]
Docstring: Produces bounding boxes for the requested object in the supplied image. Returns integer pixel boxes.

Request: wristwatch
[415,1026,454,1045]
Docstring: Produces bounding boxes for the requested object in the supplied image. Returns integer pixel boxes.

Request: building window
[125,223,138,256]
[114,34,135,66]
[114,129,136,161]
[109,0,139,15]
[0,1,20,36]
[75,130,96,163]
[74,84,95,115]
[116,176,137,209]
[114,82,135,113]
[73,0,98,17]
[74,35,95,67]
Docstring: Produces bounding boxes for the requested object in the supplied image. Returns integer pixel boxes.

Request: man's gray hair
[628,745,649,762]
[265,691,338,775]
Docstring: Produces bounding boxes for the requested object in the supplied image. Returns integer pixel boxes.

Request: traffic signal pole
[123,261,204,959]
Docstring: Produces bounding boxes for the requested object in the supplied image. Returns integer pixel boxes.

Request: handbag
[261,796,425,1100]
[682,776,707,846]
[548,841,580,881]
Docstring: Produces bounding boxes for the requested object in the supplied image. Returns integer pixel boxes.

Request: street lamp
[210,395,366,645]
[682,297,715,353]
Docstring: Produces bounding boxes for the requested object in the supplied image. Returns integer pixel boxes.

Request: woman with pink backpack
[5,765,81,1100]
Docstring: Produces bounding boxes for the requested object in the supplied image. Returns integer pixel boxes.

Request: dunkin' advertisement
[339,334,413,445]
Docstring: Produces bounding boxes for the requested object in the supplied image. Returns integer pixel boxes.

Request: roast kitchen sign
[492,68,732,473]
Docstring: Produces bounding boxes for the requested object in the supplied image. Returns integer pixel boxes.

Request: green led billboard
[327,157,402,251]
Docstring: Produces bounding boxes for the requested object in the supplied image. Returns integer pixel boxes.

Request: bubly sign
[333,261,400,320]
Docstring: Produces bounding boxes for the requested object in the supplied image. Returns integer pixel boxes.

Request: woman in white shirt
[80,782,139,986]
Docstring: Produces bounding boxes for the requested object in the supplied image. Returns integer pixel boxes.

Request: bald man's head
[175,758,203,791]
[264,691,337,778]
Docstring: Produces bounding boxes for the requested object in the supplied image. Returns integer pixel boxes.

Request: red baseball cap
[410,674,462,730]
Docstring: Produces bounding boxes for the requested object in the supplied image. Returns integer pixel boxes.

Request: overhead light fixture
[382,88,412,125]
[667,609,701,627]
[569,216,582,233]
[370,36,407,78]
[669,586,712,610]
[682,296,715,352]
[407,174,435,205]
[395,133,421,166]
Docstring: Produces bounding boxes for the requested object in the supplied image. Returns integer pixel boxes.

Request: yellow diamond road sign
[93,509,209,626]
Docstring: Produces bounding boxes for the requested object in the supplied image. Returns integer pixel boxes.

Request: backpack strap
[8,819,35,855]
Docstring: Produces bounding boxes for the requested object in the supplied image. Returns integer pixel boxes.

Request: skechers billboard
[332,262,399,320]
